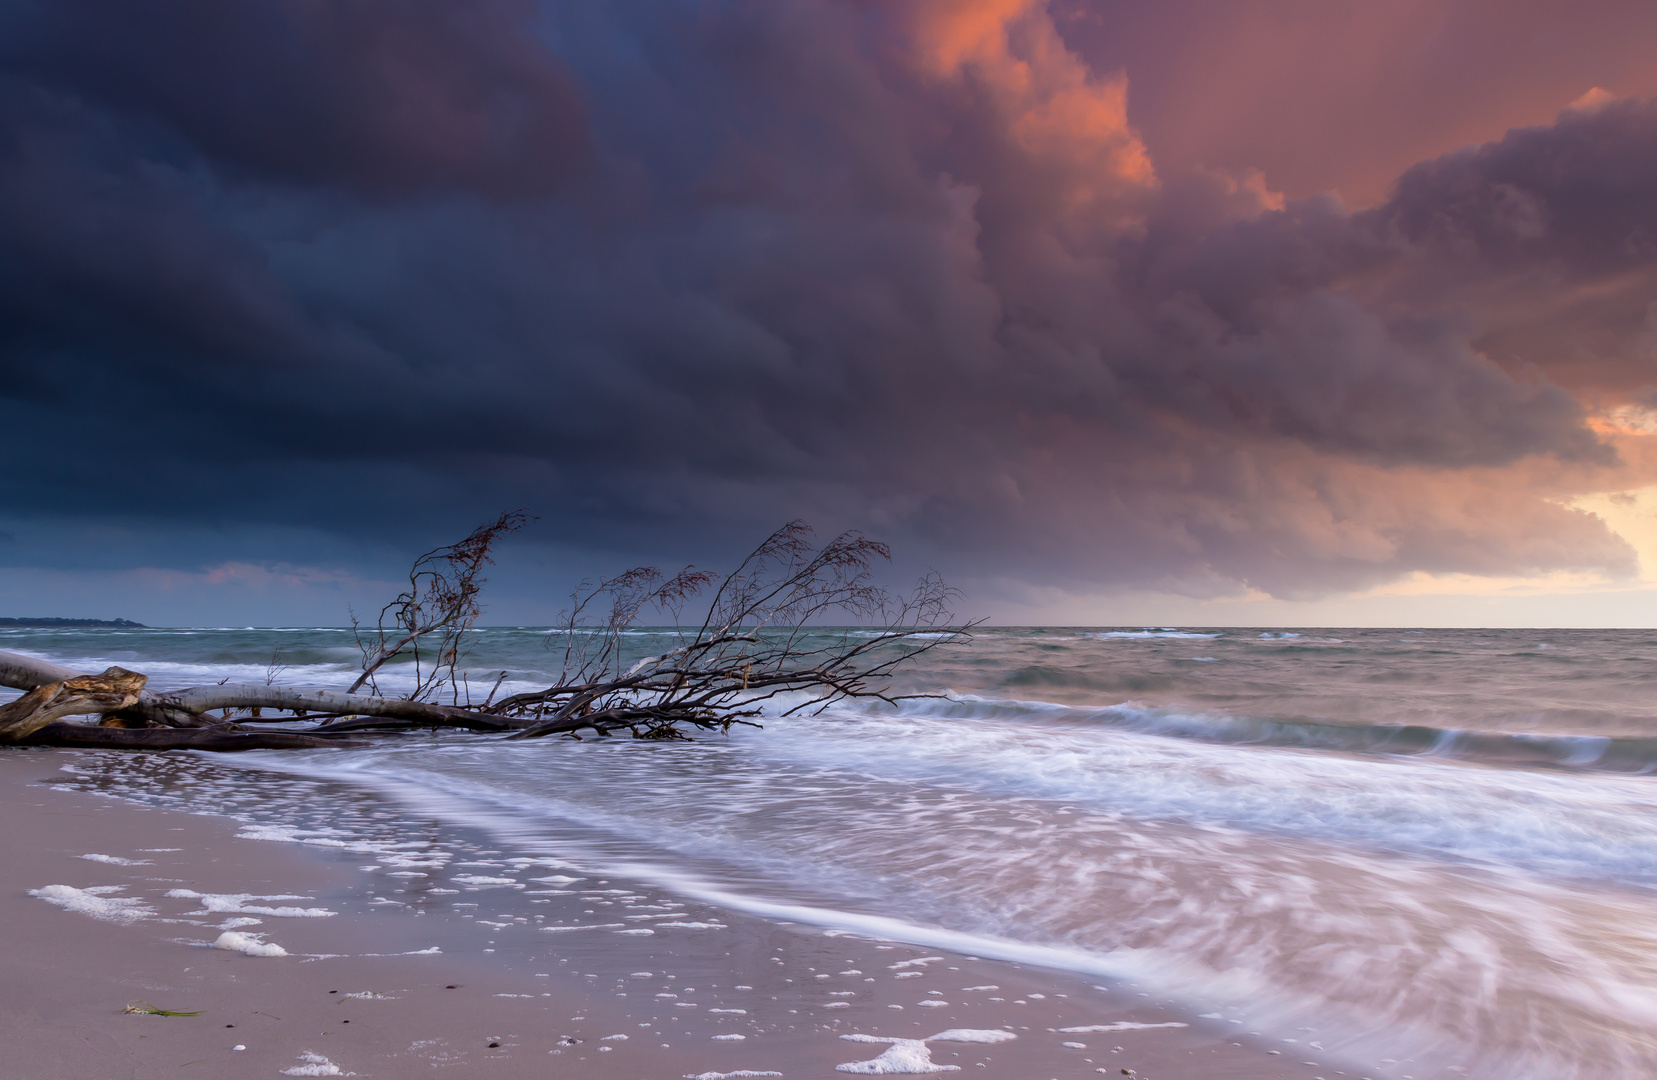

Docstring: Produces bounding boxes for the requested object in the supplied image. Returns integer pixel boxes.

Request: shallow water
[10,624,1657,1079]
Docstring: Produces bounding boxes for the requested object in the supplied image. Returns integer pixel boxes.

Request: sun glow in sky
[3,0,1657,625]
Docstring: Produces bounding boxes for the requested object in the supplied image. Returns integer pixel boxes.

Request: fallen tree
[0,520,971,752]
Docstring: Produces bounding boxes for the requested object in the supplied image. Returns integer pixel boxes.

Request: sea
[7,623,1657,1079]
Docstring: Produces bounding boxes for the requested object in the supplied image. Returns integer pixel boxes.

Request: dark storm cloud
[0,0,588,198]
[0,0,1649,602]
[1382,98,1657,273]
[1363,97,1657,398]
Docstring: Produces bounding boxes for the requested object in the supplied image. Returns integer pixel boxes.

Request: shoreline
[0,747,1322,1079]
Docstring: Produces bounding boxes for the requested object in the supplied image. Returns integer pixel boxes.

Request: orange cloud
[903,0,1156,214]
[906,0,1035,75]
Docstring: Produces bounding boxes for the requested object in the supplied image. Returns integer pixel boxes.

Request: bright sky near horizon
[5,0,1657,626]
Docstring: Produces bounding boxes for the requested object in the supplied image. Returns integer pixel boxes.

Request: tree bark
[0,668,147,742]
[0,651,88,690]
[157,685,521,730]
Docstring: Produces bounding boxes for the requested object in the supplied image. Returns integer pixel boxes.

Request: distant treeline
[0,618,146,628]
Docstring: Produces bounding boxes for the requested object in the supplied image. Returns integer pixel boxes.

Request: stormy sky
[4,0,1657,625]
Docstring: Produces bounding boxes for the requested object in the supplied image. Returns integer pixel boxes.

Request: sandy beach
[0,747,1324,1080]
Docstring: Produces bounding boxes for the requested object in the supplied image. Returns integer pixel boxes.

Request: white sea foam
[79,853,152,866]
[29,884,154,922]
[658,920,728,929]
[167,889,335,917]
[542,923,627,932]
[684,1072,782,1079]
[213,930,288,957]
[836,1029,1015,1074]
[280,1050,348,1076]
[237,824,349,847]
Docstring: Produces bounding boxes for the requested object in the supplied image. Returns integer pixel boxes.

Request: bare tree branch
[502,522,972,742]
[0,518,971,753]
[349,510,531,699]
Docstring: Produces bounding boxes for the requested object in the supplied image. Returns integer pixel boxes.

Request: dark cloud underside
[1,0,1653,604]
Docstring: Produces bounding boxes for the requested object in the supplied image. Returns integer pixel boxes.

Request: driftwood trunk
[0,651,398,751]
[0,652,219,729]
[0,667,146,741]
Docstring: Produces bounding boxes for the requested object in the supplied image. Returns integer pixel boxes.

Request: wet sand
[0,748,1336,1079]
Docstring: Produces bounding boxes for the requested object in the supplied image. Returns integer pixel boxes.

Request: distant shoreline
[0,617,145,628]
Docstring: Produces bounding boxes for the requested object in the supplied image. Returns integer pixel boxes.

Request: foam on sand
[29,884,154,923]
[684,1072,783,1079]
[237,824,349,847]
[280,1050,350,1076]
[212,930,288,957]
[166,889,335,917]
[1056,1022,1188,1032]
[836,1030,1015,1074]
[78,853,153,866]
[541,923,627,932]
